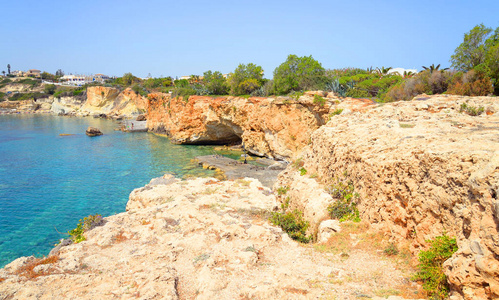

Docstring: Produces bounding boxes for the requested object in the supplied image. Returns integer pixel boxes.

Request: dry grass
[14,255,59,279]
[312,221,425,299]
[113,231,128,243]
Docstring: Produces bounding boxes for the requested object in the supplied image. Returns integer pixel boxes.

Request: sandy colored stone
[0,176,419,300]
[281,94,499,299]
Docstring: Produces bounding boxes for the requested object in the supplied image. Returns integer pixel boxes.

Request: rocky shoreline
[0,90,498,299]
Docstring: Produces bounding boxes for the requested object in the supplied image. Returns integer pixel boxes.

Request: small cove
[0,114,241,267]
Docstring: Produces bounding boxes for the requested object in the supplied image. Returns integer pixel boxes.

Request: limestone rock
[0,177,418,299]
[318,219,341,243]
[85,127,103,137]
[146,94,339,160]
[281,94,499,299]
[136,114,147,121]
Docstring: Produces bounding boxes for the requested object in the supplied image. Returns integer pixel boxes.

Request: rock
[3,256,36,273]
[49,238,73,256]
[146,94,337,160]
[318,220,341,243]
[136,114,147,121]
[0,176,419,299]
[304,90,327,97]
[280,94,499,299]
[85,127,103,137]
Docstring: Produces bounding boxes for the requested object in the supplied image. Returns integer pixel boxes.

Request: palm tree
[375,66,392,76]
[7,64,10,75]
[403,70,415,77]
[421,64,449,73]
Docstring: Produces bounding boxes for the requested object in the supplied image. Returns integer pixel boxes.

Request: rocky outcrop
[0,175,420,299]
[146,92,344,160]
[277,95,499,299]
[82,86,148,117]
[51,96,86,115]
[1,86,148,117]
[85,127,103,137]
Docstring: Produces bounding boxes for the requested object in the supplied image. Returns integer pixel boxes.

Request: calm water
[0,114,238,267]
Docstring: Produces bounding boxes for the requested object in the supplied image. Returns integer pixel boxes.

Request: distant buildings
[11,69,41,77]
[59,73,110,86]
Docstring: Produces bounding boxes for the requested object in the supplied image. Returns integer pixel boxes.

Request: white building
[60,73,110,86]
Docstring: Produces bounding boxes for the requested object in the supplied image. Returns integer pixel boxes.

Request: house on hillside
[26,69,41,78]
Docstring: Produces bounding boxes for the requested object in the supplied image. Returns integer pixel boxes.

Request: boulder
[85,127,103,137]
[136,114,147,121]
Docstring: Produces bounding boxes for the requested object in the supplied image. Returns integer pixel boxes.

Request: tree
[451,24,499,95]
[7,64,10,75]
[44,84,57,95]
[203,70,228,95]
[41,72,56,81]
[273,54,325,95]
[451,24,494,71]
[375,66,393,76]
[421,64,448,73]
[55,69,64,77]
[227,63,264,95]
[1,71,5,76]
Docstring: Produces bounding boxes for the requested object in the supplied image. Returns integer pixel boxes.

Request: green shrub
[412,234,458,299]
[68,214,103,243]
[273,54,326,95]
[73,89,84,96]
[382,70,451,102]
[299,167,307,176]
[9,92,49,101]
[276,186,290,196]
[270,209,311,243]
[384,243,399,256]
[327,180,360,222]
[172,87,197,102]
[447,68,494,96]
[313,94,326,106]
[44,84,56,95]
[288,91,303,100]
[459,103,484,116]
[17,78,39,87]
[53,91,63,98]
[330,108,343,117]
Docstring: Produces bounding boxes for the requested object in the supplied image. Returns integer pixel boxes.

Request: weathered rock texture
[146,93,341,160]
[1,85,147,118]
[0,176,419,299]
[277,95,499,299]
[82,86,148,117]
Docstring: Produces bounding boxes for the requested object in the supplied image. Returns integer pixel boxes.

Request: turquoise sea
[0,114,236,267]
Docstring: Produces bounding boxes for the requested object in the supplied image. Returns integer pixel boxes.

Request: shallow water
[0,114,239,267]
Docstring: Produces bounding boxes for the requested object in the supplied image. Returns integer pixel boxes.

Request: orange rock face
[146,93,341,160]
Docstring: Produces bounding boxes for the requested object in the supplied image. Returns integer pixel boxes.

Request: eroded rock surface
[278,95,499,299]
[0,176,418,299]
[146,93,342,160]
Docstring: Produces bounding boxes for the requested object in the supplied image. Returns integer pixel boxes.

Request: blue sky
[1,0,498,78]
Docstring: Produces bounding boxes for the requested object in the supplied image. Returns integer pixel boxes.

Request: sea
[0,114,238,267]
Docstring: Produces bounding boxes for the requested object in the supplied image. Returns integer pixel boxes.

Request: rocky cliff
[81,86,148,117]
[1,85,147,118]
[146,92,352,160]
[276,95,499,299]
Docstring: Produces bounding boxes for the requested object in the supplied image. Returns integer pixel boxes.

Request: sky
[1,0,499,78]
